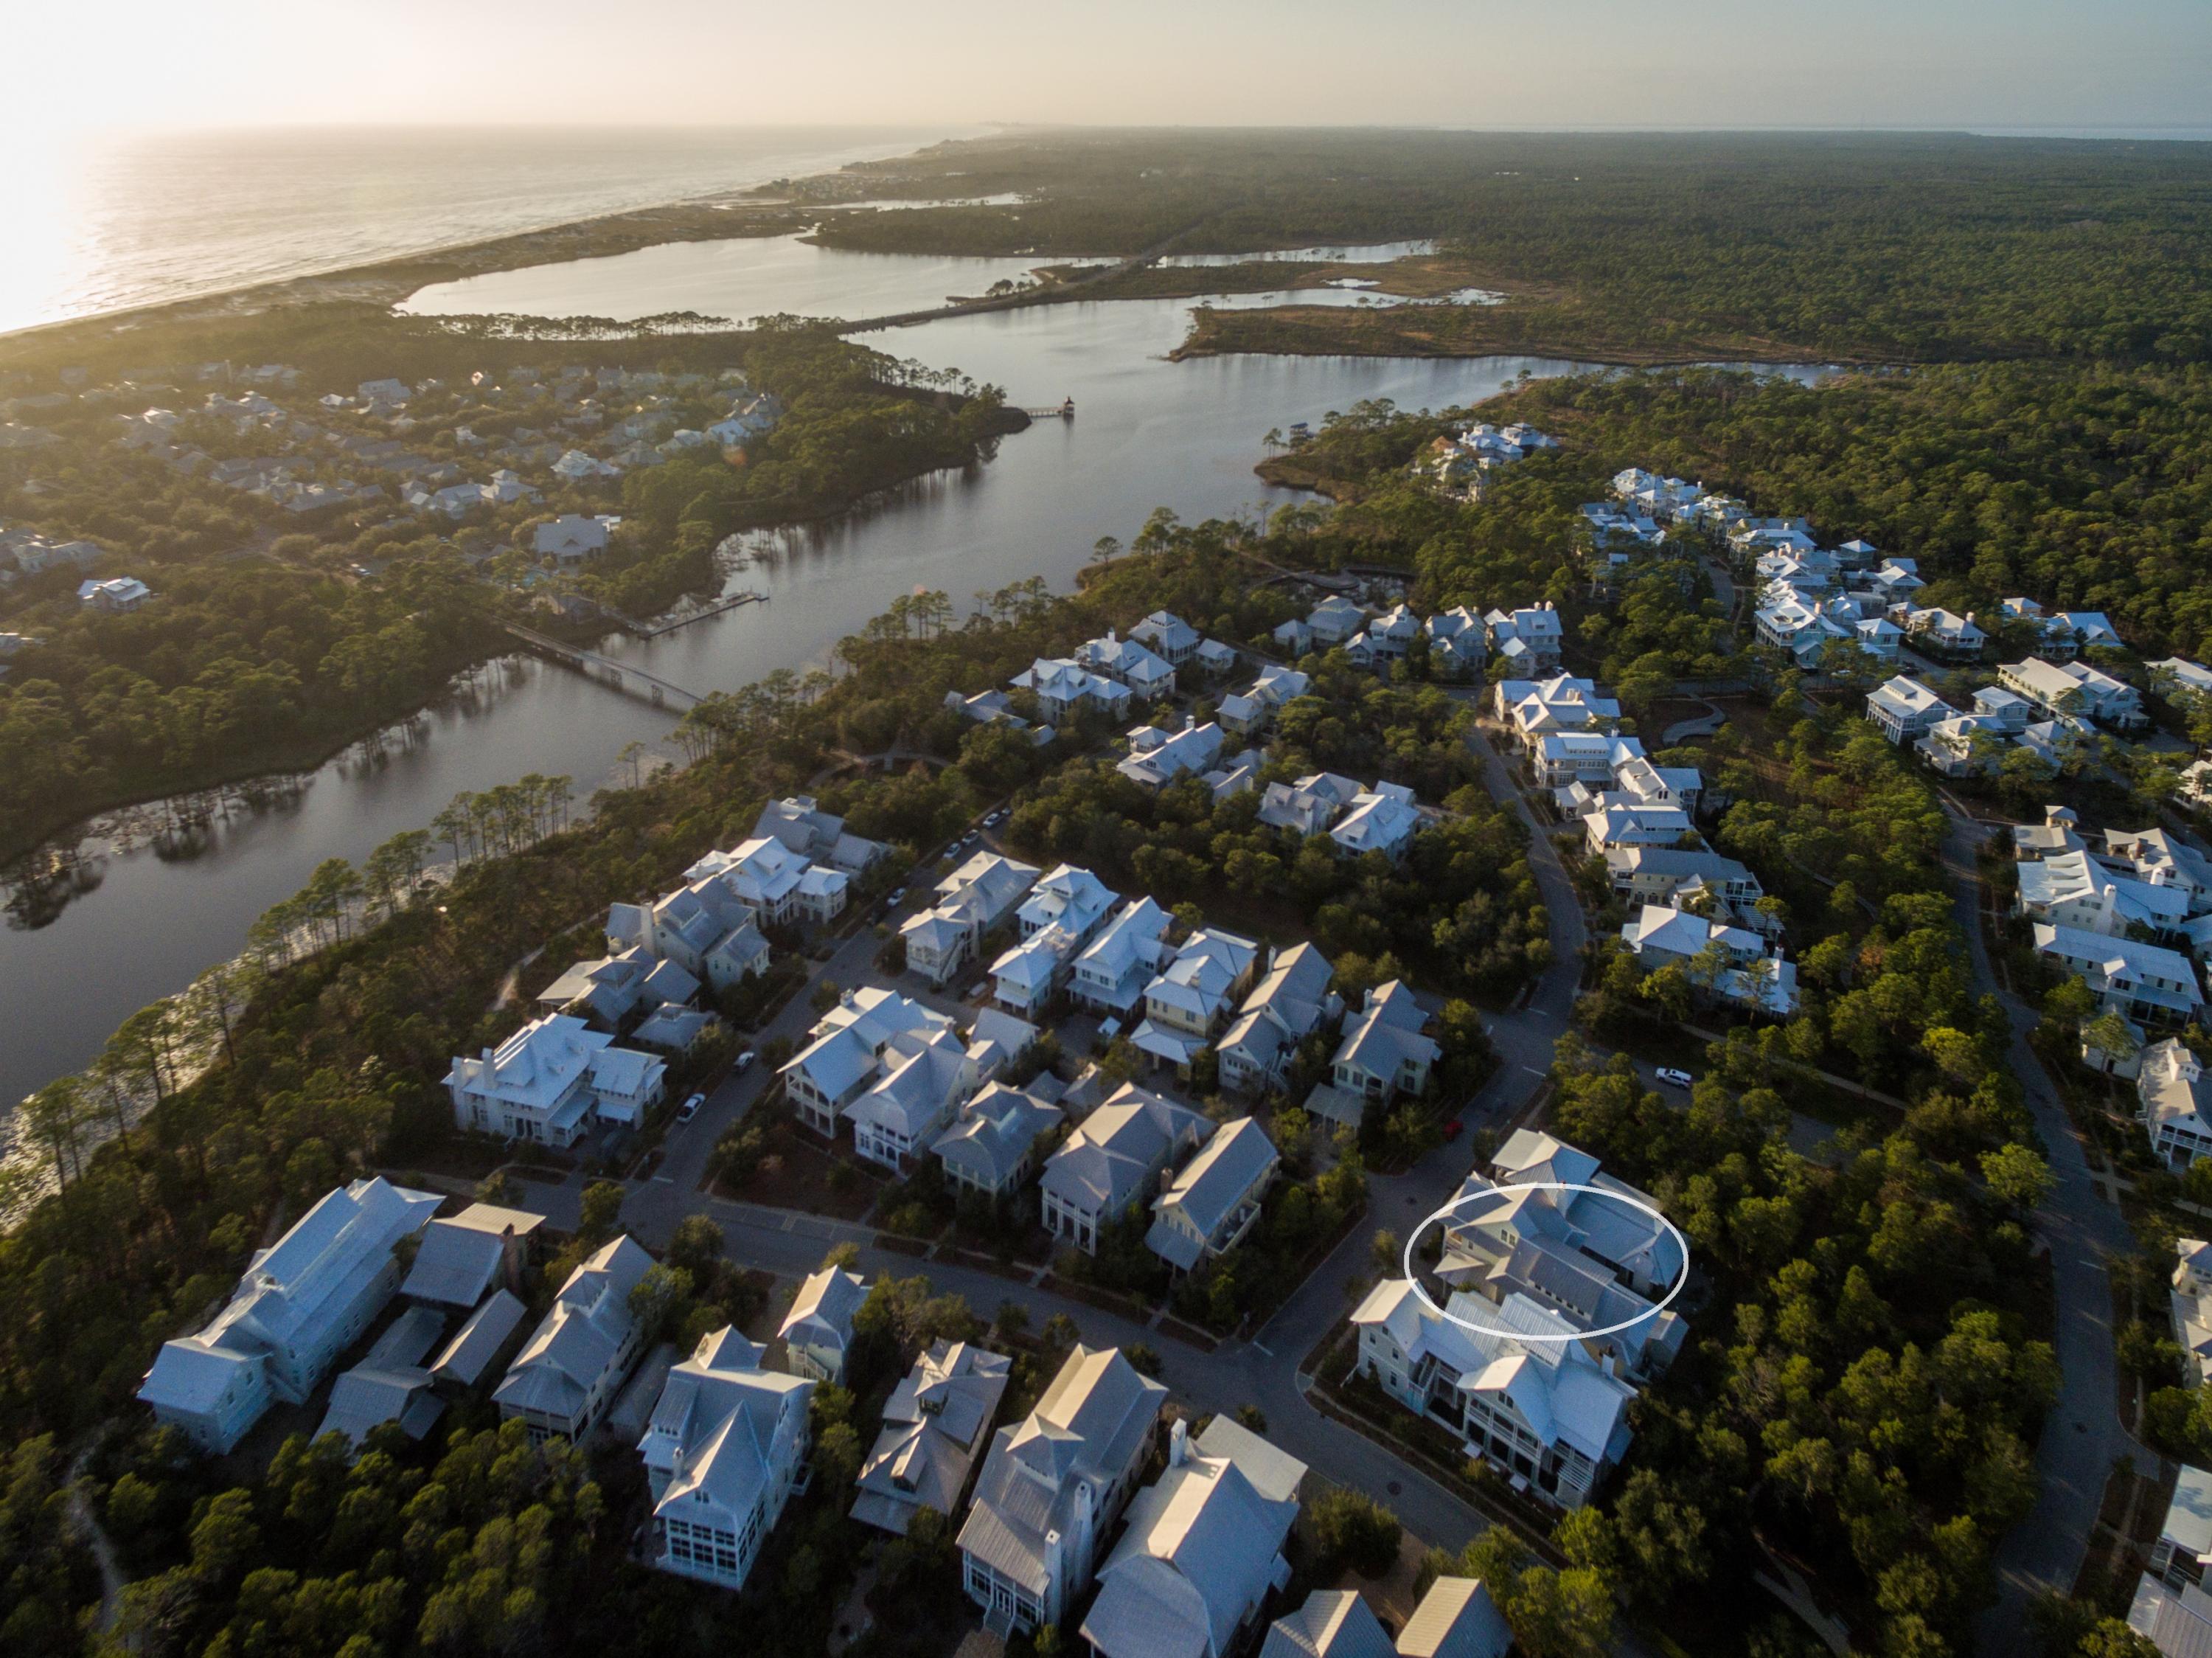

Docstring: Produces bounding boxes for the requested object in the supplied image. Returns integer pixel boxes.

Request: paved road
[546,686,1692,1649]
[592,712,1591,1554]
[1943,814,2151,1647]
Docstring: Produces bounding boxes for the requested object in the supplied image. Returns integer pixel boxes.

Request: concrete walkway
[66,1437,127,1637]
[1660,701,1728,746]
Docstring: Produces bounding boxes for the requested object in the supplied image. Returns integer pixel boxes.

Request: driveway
[532,664,1711,1657]
[1941,813,2154,1646]
[579,696,1632,1622]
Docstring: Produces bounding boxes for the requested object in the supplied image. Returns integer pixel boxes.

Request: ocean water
[0,124,971,336]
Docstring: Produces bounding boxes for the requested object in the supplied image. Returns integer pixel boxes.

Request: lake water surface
[399,231,1475,326]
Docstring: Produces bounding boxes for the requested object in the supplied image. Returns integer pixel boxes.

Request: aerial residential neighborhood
[13,91,2212,1658]
[79,468,2211,1657]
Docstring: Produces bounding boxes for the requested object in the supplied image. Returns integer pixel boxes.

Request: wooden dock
[625,589,768,639]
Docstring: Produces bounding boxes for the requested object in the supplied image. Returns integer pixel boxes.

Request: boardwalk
[500,623,700,711]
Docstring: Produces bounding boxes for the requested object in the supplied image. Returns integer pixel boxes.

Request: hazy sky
[17,0,2211,132]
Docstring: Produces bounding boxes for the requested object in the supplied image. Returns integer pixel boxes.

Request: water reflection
[0,265,1832,1110]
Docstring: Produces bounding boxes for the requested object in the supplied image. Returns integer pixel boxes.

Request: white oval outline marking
[1400,1179,1691,1343]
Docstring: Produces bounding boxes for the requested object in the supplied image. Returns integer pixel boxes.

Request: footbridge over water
[501,623,702,712]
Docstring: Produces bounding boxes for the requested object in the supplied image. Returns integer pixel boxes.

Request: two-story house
[1082,1417,1305,1658]
[1130,929,1260,1072]
[1071,898,1174,1017]
[1217,943,1341,1096]
[1864,675,1947,745]
[1117,719,1228,791]
[1999,655,2146,729]
[1307,595,1368,645]
[2017,851,2190,940]
[901,853,1041,985]
[933,1081,1066,1201]
[2171,1239,2212,1389]
[639,1328,813,1590]
[1018,864,1119,943]
[1366,603,1422,660]
[1040,1085,1212,1254]
[1220,663,1311,737]
[852,1341,1012,1536]
[1351,1280,1638,1510]
[1484,604,1564,673]
[1144,1117,1279,1274]
[845,1024,983,1171]
[1534,733,1646,791]
[1326,982,1440,1111]
[1602,848,1766,924]
[1257,772,1366,838]
[2142,1039,2212,1170]
[1330,785,1423,861]
[495,1235,655,1442]
[1621,906,1799,1016]
[957,1345,1168,1634]
[1079,631,1178,701]
[1014,657,1133,724]
[990,925,1083,1019]
[780,988,954,1138]
[1424,607,1489,679]
[1127,610,1201,665]
[2034,923,2203,1028]
[445,1014,669,1146]
[1582,803,1694,853]
[777,1266,870,1384]
[750,794,891,875]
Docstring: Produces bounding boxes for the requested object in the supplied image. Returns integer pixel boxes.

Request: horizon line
[42,119,2212,140]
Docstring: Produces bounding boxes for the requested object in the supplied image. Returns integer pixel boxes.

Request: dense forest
[801,130,2212,364]
[1480,363,2212,656]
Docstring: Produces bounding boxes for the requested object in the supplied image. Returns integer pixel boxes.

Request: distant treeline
[807,129,2212,365]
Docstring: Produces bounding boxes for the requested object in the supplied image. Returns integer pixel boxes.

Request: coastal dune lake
[397,229,1486,325]
[0,229,1828,1116]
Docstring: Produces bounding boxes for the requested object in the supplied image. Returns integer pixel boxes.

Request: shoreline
[1,402,1033,873]
[1183,337,1882,370]
[0,127,990,350]
[0,663,508,875]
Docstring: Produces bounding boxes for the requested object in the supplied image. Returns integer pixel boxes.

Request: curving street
[582,705,2129,1654]
[1942,811,2152,1647]
[588,713,1594,1561]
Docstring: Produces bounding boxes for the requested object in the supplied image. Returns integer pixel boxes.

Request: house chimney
[501,1224,524,1294]
[1169,1418,1189,1467]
